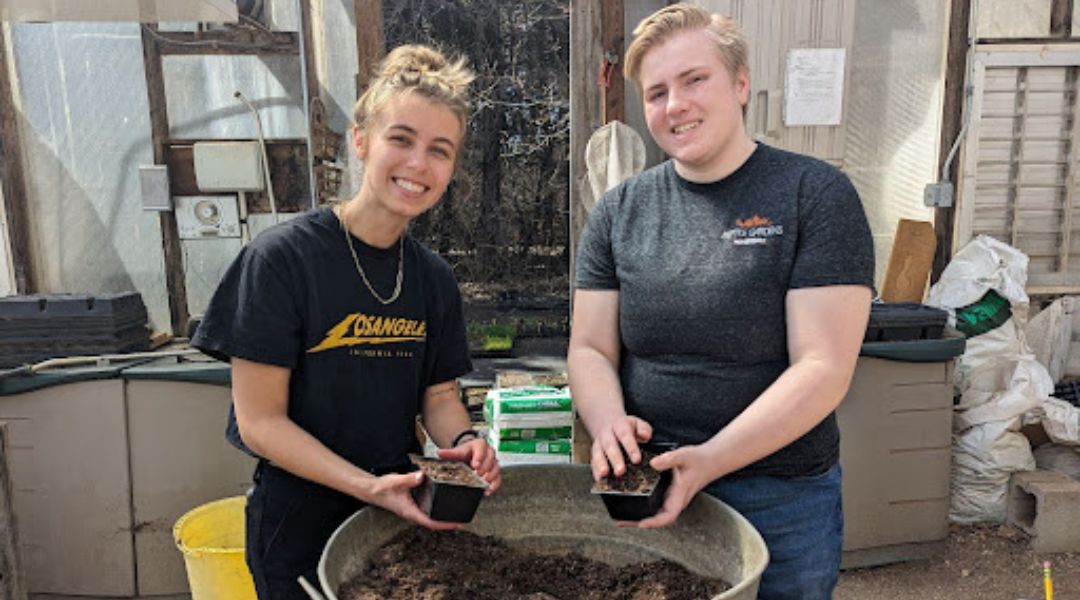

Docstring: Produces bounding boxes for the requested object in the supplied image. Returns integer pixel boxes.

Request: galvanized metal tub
[316,464,768,599]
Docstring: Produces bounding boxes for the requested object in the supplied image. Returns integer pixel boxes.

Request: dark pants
[705,464,843,600]
[246,463,365,600]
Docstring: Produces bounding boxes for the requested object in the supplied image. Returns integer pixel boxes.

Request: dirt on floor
[835,523,1080,600]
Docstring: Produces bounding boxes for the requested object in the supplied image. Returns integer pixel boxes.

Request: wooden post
[140,25,190,336]
[0,25,36,295]
[569,0,604,295]
[600,0,625,124]
[354,0,385,95]
[0,424,27,600]
[932,0,971,283]
[298,0,321,105]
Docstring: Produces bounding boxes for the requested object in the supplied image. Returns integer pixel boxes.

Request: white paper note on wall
[784,48,846,126]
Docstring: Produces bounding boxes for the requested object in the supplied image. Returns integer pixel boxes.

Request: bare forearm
[699,358,855,479]
[568,345,626,437]
[421,381,472,448]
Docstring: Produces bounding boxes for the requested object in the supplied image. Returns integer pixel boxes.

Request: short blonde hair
[353,44,475,133]
[624,3,748,86]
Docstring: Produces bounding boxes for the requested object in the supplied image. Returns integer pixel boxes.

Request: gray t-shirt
[575,143,874,477]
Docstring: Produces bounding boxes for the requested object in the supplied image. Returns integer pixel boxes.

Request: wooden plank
[933,0,971,283]
[0,25,34,294]
[147,28,299,56]
[1059,66,1079,273]
[881,220,937,303]
[1052,0,1074,37]
[298,0,320,116]
[354,0,384,94]
[0,424,28,600]
[600,0,625,124]
[1007,67,1028,247]
[141,25,190,336]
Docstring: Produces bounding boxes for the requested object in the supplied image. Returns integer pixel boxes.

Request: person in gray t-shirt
[569,5,873,600]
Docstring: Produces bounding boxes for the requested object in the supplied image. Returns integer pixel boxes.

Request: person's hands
[437,437,501,495]
[632,444,715,529]
[362,472,463,531]
[590,415,653,480]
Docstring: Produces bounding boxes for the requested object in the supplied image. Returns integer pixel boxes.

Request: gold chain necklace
[337,205,404,305]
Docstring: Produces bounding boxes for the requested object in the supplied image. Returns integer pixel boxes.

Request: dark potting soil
[339,527,730,600]
[591,453,661,494]
[409,456,487,487]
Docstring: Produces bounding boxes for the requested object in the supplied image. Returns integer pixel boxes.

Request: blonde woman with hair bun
[193,43,498,599]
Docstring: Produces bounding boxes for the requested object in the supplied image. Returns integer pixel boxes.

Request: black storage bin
[864,303,948,342]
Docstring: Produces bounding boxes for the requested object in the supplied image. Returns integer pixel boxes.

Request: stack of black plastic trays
[0,293,150,367]
[863,303,949,342]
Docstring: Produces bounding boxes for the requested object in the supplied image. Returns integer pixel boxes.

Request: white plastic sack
[1033,443,1080,480]
[954,356,1053,429]
[929,236,1047,523]
[1025,297,1079,382]
[927,234,1029,314]
[1039,396,1080,445]
[952,319,1027,392]
[950,418,1035,523]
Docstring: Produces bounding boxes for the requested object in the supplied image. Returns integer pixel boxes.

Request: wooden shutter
[956,45,1080,294]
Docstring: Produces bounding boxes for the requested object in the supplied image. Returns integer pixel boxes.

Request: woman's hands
[438,437,501,494]
[361,471,463,531]
[633,444,715,528]
[359,438,500,530]
[590,415,653,480]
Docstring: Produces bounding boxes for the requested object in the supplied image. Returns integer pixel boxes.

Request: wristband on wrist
[451,429,480,447]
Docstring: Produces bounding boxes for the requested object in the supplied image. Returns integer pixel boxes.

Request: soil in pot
[409,456,489,523]
[591,449,672,521]
[339,527,731,600]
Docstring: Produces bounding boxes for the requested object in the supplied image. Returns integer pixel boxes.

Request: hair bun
[352,43,474,130]
[380,45,446,79]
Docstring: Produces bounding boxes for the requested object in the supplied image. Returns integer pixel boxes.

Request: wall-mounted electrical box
[175,196,241,240]
[192,141,264,192]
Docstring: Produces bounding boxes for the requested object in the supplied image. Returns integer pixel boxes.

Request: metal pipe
[0,348,203,379]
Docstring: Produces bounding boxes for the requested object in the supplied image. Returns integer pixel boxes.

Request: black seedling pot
[409,455,490,523]
[592,441,677,521]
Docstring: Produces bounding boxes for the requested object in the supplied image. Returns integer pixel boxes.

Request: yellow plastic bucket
[173,496,258,600]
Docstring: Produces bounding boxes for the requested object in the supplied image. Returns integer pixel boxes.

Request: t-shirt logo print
[721,214,783,246]
[308,312,427,353]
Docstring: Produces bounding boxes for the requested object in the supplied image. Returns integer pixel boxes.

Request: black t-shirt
[192,206,472,473]
[575,144,875,478]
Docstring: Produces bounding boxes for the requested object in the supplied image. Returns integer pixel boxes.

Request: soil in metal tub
[338,527,731,599]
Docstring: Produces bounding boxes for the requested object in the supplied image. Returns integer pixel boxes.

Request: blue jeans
[704,464,843,600]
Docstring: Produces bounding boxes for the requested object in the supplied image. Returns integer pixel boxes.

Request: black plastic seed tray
[863,303,948,342]
[1052,380,1080,407]
[0,293,149,367]
[0,293,146,319]
[0,323,149,343]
